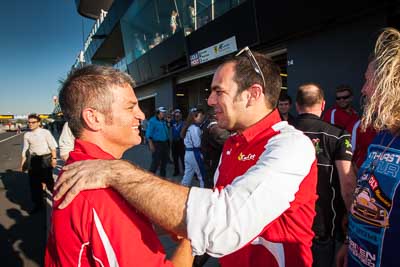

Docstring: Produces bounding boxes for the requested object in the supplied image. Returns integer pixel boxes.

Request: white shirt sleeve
[21,133,29,157]
[59,122,75,158]
[45,129,58,150]
[186,128,316,257]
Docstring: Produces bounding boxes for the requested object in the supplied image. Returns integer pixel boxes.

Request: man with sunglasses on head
[323,85,359,134]
[54,47,318,267]
[21,113,58,214]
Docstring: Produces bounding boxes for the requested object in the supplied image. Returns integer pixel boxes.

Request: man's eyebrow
[211,85,220,91]
[126,100,138,105]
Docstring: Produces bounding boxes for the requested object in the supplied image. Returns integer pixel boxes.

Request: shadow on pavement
[0,169,46,267]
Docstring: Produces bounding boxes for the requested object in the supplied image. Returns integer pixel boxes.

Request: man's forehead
[336,90,351,96]
[113,84,137,102]
[212,63,236,86]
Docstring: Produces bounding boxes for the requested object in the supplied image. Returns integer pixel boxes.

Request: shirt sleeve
[45,129,58,149]
[145,119,154,140]
[189,125,202,148]
[186,130,316,257]
[334,130,353,161]
[59,123,75,157]
[21,133,29,157]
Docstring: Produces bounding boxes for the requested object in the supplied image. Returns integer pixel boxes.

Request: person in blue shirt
[336,27,400,267]
[171,109,185,176]
[146,106,170,177]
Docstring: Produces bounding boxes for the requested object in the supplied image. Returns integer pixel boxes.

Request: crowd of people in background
[17,27,400,267]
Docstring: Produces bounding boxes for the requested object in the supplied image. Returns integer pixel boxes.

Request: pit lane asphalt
[0,132,45,267]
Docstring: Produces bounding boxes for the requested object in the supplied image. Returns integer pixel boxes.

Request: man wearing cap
[146,107,170,177]
[171,109,185,176]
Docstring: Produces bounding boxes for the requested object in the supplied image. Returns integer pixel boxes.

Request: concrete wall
[287,14,386,113]
[135,78,174,111]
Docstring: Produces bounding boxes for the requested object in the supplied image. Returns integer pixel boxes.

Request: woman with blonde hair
[180,107,206,188]
[336,27,400,267]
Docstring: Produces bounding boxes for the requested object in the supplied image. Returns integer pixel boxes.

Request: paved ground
[0,132,46,267]
[0,133,219,267]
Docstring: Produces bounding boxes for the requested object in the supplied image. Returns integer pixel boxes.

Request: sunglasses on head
[336,95,351,100]
[235,46,266,90]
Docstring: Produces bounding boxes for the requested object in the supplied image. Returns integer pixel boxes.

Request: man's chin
[216,120,230,130]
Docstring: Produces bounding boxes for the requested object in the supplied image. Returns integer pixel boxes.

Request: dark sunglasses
[235,46,266,89]
[336,95,351,100]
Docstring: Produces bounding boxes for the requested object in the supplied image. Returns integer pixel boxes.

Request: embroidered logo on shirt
[312,138,323,154]
[238,152,256,161]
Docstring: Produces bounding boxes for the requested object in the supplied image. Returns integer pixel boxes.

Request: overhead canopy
[75,0,114,19]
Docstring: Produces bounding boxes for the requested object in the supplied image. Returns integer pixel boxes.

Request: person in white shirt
[21,114,57,213]
[59,122,75,161]
[180,107,206,188]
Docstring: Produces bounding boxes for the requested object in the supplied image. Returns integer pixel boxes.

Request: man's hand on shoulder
[54,159,132,208]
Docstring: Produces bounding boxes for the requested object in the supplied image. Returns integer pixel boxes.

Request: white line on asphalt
[0,133,23,143]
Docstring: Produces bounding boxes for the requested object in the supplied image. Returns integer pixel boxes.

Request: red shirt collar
[232,109,282,143]
[68,139,115,163]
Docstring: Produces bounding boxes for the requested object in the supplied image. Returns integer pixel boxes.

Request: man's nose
[137,109,145,120]
[207,92,216,106]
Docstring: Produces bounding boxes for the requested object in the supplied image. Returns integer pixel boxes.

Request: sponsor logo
[345,139,352,149]
[311,138,323,154]
[213,45,218,54]
[238,152,256,161]
[348,238,376,267]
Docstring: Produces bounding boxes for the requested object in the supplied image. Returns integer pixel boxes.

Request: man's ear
[81,108,104,131]
[295,103,300,113]
[321,100,326,112]
[246,84,263,106]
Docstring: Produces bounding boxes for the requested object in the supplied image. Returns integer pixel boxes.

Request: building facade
[74,0,400,118]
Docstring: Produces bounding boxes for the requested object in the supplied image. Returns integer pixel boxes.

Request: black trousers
[149,141,169,177]
[171,139,185,174]
[28,155,54,208]
[311,234,343,267]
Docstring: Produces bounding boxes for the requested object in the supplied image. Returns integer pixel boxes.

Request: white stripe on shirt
[93,208,120,267]
[330,109,336,125]
[251,237,285,267]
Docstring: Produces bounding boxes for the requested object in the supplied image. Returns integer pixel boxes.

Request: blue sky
[0,0,93,115]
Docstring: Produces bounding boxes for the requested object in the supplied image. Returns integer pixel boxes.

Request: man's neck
[80,132,124,159]
[298,108,321,118]
[236,108,273,134]
[343,106,353,114]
